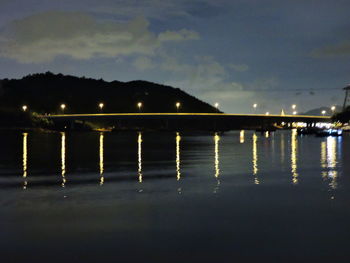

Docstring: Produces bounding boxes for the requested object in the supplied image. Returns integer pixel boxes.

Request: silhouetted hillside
[0,72,219,114]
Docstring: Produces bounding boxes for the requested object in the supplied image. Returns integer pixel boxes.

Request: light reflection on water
[213,133,220,193]
[240,130,244,143]
[322,136,341,190]
[291,129,298,185]
[99,132,104,185]
[22,132,28,190]
[13,130,345,190]
[176,132,181,181]
[61,132,66,187]
[252,133,259,184]
[6,130,350,262]
[138,131,142,183]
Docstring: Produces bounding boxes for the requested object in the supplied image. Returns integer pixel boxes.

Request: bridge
[41,113,332,131]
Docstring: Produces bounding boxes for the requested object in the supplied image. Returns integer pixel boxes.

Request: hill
[0,72,219,115]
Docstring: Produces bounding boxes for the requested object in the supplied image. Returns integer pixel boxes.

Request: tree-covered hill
[0,72,219,114]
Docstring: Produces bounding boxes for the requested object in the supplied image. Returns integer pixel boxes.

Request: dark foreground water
[0,129,349,262]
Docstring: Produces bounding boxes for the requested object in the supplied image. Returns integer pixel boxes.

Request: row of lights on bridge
[21,102,221,113]
[21,103,335,115]
[253,103,335,116]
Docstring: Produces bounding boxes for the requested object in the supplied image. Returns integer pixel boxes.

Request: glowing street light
[292,104,296,110]
[293,111,297,115]
[176,102,181,112]
[331,106,336,112]
[22,105,28,112]
[252,103,258,114]
[321,110,326,116]
[137,102,142,112]
[60,104,66,113]
[98,102,104,112]
[265,112,270,115]
[214,102,219,112]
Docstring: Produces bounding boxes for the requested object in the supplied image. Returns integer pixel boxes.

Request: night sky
[0,0,349,113]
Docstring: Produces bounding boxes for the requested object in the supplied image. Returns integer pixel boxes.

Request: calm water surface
[0,130,350,262]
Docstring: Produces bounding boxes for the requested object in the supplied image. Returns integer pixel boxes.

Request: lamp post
[331,106,336,113]
[22,105,28,112]
[60,104,66,114]
[98,103,104,113]
[321,110,326,116]
[137,102,142,112]
[253,103,257,113]
[176,102,181,113]
[214,102,219,112]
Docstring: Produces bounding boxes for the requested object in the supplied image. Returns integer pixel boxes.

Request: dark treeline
[0,72,219,115]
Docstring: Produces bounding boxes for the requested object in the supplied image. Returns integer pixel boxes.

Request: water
[0,130,350,262]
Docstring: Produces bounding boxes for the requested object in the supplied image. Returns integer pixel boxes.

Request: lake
[0,129,349,262]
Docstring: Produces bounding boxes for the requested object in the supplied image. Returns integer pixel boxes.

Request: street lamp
[60,104,66,114]
[98,103,104,112]
[214,102,219,112]
[265,112,270,115]
[293,111,297,115]
[292,104,296,110]
[331,106,336,112]
[22,105,28,112]
[321,110,326,116]
[176,102,181,112]
[253,103,257,113]
[137,102,142,112]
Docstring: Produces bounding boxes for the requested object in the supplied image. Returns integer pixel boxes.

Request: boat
[315,128,343,137]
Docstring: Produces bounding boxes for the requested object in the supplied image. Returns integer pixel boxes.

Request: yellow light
[321,110,326,115]
[99,103,104,109]
[99,132,104,185]
[265,131,269,138]
[326,137,338,189]
[253,103,257,108]
[214,103,219,108]
[293,111,297,115]
[22,133,28,189]
[291,129,298,184]
[214,133,220,178]
[265,112,270,115]
[137,102,142,108]
[60,104,66,111]
[176,132,181,180]
[138,132,142,183]
[240,130,245,143]
[331,106,336,111]
[176,102,181,108]
[252,133,259,184]
[22,105,28,112]
[292,104,296,110]
[61,132,66,187]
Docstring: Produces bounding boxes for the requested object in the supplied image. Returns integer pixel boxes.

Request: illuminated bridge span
[42,113,332,131]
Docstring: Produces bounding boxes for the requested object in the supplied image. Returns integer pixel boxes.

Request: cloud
[158,29,199,42]
[311,41,350,58]
[228,63,249,72]
[0,11,199,63]
[132,56,155,70]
